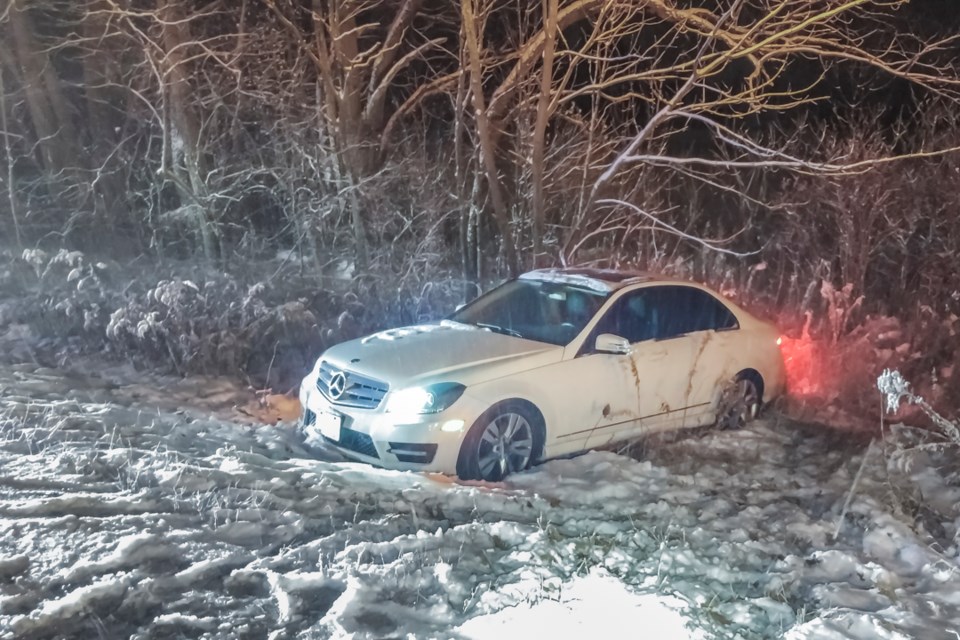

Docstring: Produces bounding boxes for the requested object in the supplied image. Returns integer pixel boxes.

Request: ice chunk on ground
[12,578,129,636]
[0,555,29,581]
[457,569,704,639]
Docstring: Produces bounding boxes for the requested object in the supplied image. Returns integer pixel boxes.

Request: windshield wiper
[475,322,523,338]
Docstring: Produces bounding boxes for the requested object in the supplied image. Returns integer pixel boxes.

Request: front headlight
[385,383,466,414]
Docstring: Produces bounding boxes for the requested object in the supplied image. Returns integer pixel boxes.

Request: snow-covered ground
[1,363,959,639]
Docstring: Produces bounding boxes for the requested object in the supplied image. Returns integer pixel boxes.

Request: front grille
[325,426,379,459]
[316,361,389,409]
[302,408,316,426]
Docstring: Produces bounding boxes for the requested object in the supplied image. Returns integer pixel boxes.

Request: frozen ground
[1,363,960,639]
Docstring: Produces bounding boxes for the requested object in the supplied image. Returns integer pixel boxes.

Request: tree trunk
[81,0,126,230]
[531,0,558,266]
[158,0,216,260]
[461,0,519,277]
[312,0,368,270]
[6,0,80,178]
[0,65,21,248]
[453,61,479,295]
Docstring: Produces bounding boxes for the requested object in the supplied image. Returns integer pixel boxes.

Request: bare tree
[530,0,559,263]
[444,0,960,271]
[3,0,81,177]
[0,63,20,248]
[1,0,958,322]
[461,0,520,276]
[264,0,451,269]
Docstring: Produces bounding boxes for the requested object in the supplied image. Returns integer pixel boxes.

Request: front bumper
[298,376,484,475]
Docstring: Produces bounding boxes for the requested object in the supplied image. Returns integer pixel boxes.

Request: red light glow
[778,334,823,397]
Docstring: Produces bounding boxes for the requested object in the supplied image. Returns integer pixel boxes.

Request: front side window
[590,290,661,344]
[450,279,609,345]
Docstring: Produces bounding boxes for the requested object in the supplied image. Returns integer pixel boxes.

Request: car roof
[519,268,684,292]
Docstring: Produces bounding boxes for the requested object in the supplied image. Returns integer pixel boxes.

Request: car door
[671,287,743,421]
[540,343,648,458]
[632,285,746,428]
[544,287,692,454]
[528,288,644,460]
[616,286,702,435]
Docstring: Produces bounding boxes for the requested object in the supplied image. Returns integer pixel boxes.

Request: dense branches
[0,0,958,317]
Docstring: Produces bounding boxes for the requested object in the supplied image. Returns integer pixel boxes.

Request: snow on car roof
[519,268,657,292]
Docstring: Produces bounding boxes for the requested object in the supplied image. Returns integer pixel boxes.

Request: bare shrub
[0,247,467,392]
[0,0,958,419]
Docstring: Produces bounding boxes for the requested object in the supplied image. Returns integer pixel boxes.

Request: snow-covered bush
[872,369,960,547]
[821,281,864,345]
[878,369,960,444]
[3,249,117,342]
[0,249,462,391]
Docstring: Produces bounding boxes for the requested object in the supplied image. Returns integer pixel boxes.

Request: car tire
[457,402,540,481]
[716,372,762,430]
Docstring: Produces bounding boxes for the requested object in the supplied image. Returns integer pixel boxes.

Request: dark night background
[0,0,957,412]
[4,3,960,638]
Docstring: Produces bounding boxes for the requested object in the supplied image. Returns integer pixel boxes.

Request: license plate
[316,411,342,442]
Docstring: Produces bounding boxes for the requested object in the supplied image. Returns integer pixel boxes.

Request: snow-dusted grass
[1,364,959,638]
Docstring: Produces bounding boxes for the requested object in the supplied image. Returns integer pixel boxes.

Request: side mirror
[595,333,631,355]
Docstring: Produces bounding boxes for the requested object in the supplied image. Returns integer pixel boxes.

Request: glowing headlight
[385,383,466,414]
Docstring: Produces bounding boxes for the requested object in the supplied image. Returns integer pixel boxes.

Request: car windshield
[449,279,609,345]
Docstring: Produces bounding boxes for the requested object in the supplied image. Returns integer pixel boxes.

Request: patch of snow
[152,612,217,631]
[458,569,703,639]
[361,321,476,343]
[0,555,29,580]
[64,533,178,582]
[520,268,616,292]
[2,366,960,637]
[12,578,129,636]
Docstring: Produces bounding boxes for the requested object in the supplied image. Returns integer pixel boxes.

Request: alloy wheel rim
[476,412,534,481]
[723,379,759,429]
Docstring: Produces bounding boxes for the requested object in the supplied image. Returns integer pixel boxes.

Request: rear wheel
[458,403,538,481]
[717,374,762,430]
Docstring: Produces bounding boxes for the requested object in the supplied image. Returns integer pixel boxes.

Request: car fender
[457,372,559,437]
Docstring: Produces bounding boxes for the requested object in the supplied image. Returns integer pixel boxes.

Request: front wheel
[716,375,761,430]
[457,403,538,481]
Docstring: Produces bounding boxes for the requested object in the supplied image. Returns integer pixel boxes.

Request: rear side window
[582,285,738,352]
[650,286,738,339]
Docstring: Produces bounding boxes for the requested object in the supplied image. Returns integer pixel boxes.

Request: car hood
[320,321,562,387]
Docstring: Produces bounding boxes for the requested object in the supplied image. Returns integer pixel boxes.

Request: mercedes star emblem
[328,372,347,400]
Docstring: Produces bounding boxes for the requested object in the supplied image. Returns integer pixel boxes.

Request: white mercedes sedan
[298,269,786,480]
